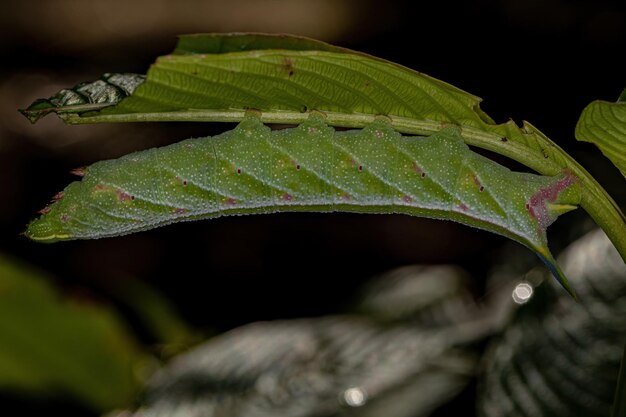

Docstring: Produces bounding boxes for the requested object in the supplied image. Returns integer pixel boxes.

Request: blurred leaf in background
[612,341,626,417]
[115,264,493,417]
[478,229,626,417]
[105,274,203,358]
[0,254,148,412]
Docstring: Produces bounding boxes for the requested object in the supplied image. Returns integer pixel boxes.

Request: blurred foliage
[100,229,626,417]
[0,254,146,412]
[612,342,626,417]
[107,275,203,357]
[355,265,481,324]
[115,264,490,417]
[1,227,624,416]
[479,229,626,417]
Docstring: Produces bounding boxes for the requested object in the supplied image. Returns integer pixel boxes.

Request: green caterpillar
[27,115,580,294]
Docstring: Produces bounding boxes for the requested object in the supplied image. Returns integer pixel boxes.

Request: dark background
[0,0,624,414]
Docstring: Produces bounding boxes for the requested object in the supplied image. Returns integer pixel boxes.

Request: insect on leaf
[19,33,626,266]
[26,116,581,296]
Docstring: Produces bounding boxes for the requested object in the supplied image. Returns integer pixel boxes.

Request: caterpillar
[26,114,580,294]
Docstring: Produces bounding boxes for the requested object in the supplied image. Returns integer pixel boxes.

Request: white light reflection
[512,282,533,304]
[343,387,368,407]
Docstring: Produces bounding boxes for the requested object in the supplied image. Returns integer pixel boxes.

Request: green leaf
[25,117,580,296]
[19,33,626,266]
[24,34,492,126]
[576,89,626,178]
[0,254,145,412]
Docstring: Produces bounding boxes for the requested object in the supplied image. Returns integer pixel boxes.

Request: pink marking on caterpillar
[117,190,133,202]
[526,171,577,229]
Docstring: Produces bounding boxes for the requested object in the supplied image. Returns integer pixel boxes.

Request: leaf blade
[576,94,626,178]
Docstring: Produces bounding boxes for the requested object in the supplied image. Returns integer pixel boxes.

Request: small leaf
[576,89,626,178]
[25,118,580,295]
[0,254,145,412]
